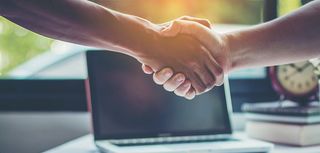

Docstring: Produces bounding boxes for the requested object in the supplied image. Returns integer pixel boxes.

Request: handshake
[135,16,232,100]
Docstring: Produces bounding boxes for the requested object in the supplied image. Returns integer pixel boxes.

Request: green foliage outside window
[278,0,301,16]
[0,17,54,76]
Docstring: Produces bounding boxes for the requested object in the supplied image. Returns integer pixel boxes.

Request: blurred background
[0,0,312,153]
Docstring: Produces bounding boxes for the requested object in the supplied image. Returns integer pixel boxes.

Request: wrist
[115,14,162,58]
[224,31,247,72]
[218,33,232,73]
[134,22,162,57]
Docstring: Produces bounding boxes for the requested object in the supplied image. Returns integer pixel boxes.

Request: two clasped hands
[138,16,229,100]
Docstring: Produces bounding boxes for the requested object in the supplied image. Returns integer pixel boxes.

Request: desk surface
[43,134,320,153]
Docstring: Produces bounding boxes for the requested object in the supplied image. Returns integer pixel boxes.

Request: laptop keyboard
[109,135,238,146]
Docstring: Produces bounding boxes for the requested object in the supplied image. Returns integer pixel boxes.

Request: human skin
[0,0,224,99]
[151,0,320,99]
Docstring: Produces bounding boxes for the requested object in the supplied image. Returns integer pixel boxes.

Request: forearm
[1,0,160,57]
[227,0,320,71]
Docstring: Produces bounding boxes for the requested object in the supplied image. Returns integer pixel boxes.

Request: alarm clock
[269,61,319,104]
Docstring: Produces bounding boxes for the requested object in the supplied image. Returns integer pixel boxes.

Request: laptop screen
[86,51,232,140]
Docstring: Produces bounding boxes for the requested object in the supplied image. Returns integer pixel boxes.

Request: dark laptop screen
[86,51,232,140]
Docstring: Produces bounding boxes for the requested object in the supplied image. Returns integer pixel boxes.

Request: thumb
[161,20,210,39]
[178,16,213,29]
[160,20,182,37]
[165,20,214,49]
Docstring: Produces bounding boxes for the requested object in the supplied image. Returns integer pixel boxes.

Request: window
[0,18,54,77]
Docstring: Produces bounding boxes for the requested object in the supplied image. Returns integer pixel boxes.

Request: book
[246,121,320,146]
[242,101,320,117]
[244,113,320,124]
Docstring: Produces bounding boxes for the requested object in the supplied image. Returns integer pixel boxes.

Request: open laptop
[86,51,273,153]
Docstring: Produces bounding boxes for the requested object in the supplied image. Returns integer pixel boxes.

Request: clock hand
[281,64,299,80]
[289,64,300,71]
[300,63,312,71]
[285,63,311,80]
[286,63,314,80]
[285,69,300,80]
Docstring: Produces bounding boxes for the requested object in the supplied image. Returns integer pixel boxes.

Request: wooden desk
[43,134,320,153]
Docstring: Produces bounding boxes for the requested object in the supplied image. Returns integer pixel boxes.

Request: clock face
[276,61,318,95]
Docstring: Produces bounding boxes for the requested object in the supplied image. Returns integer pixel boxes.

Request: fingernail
[165,71,172,77]
[186,96,194,100]
[185,94,192,100]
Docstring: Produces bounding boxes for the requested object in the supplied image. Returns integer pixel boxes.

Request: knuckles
[187,61,201,70]
[216,66,224,76]
[215,66,224,83]
[205,79,216,90]
[196,84,207,94]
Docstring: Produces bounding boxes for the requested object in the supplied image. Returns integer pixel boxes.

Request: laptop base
[96,135,273,153]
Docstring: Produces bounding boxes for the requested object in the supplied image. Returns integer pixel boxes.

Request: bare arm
[0,0,160,57]
[228,0,320,70]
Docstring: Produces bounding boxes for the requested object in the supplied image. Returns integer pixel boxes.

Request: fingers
[193,67,215,94]
[205,58,225,86]
[152,62,215,96]
[156,64,223,99]
[141,64,154,74]
[166,55,223,96]
[178,16,212,29]
[163,73,186,92]
[153,68,173,85]
[199,56,225,91]
[202,46,225,87]
[154,71,196,100]
[149,64,221,98]
[185,87,196,100]
[174,80,192,97]
[188,71,208,95]
[154,70,195,99]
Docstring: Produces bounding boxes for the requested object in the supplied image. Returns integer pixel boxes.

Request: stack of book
[242,101,320,146]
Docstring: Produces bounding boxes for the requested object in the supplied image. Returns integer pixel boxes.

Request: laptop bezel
[86,50,233,141]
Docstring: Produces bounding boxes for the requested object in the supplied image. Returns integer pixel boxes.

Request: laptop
[86,51,273,153]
